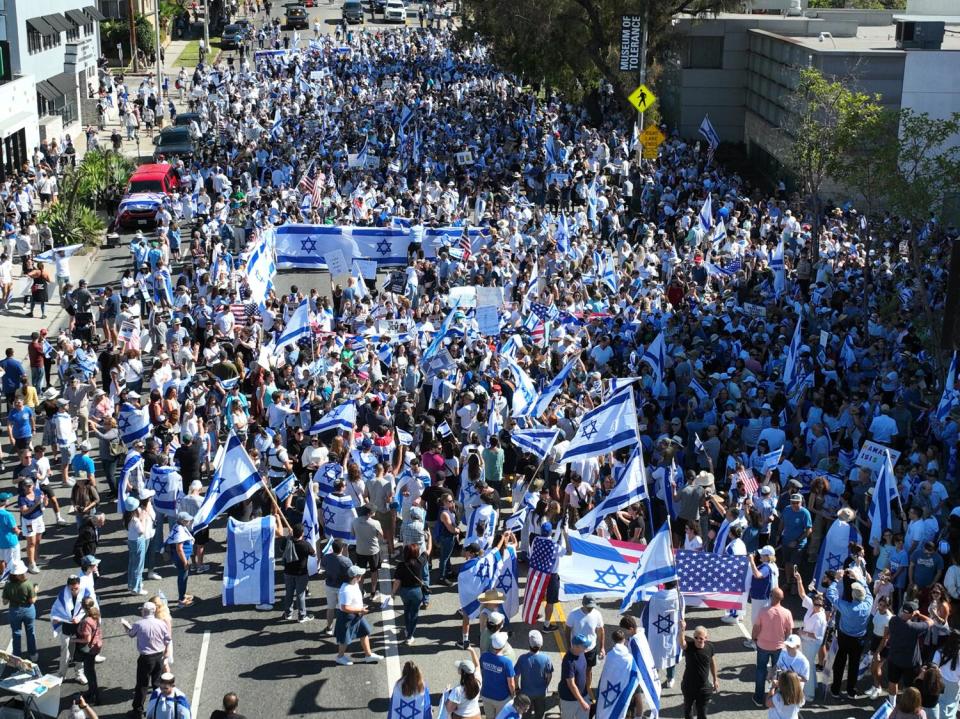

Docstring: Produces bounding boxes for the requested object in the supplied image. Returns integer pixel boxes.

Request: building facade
[0,0,104,177]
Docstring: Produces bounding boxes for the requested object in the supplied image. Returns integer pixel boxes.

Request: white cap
[490,632,509,650]
[784,634,801,648]
[759,545,776,557]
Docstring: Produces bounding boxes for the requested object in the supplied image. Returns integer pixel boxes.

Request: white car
[384,0,405,22]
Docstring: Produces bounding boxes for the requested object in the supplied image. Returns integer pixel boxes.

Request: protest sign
[355,259,378,280]
[855,440,901,474]
[323,250,349,276]
[743,303,767,318]
[475,286,504,309]
[476,306,501,336]
[387,271,407,294]
[455,151,474,166]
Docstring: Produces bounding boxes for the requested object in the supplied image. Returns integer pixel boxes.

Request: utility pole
[154,0,163,98]
[203,0,210,53]
[638,13,648,130]
[128,0,139,71]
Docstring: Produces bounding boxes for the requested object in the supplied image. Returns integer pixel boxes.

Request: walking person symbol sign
[628,84,658,113]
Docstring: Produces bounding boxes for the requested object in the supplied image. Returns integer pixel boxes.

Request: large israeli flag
[528,355,579,418]
[630,629,663,719]
[118,402,151,444]
[641,333,667,395]
[596,641,641,719]
[308,402,356,435]
[501,355,538,417]
[759,446,783,474]
[466,503,498,551]
[493,545,520,619]
[322,492,357,544]
[245,233,276,310]
[869,451,901,546]
[772,236,786,297]
[698,193,713,234]
[621,523,678,610]
[557,531,636,600]
[458,547,503,619]
[510,428,561,462]
[560,388,638,465]
[813,516,860,586]
[782,316,804,395]
[387,681,432,719]
[936,352,960,422]
[223,516,276,607]
[640,588,684,671]
[149,465,182,518]
[304,480,321,575]
[270,299,312,355]
[576,446,648,535]
[192,433,264,531]
[117,450,143,515]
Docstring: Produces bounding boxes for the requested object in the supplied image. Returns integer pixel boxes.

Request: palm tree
[77,149,136,211]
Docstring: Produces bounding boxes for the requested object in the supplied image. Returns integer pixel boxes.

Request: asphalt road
[15,3,889,718]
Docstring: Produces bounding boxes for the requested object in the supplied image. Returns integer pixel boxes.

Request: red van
[116,164,182,229]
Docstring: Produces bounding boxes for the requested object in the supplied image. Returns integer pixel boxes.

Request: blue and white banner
[560,388,638,465]
[813,516,860,586]
[640,588,684,670]
[304,479,321,575]
[308,402,356,435]
[622,523,678,610]
[149,465,182,517]
[501,355,538,417]
[641,333,667,395]
[458,548,503,619]
[557,532,636,600]
[321,492,357,544]
[118,403,151,444]
[245,231,276,310]
[576,446,648,535]
[759,446,783,475]
[510,428,560,462]
[528,355,579,418]
[493,545,520,619]
[869,450,901,545]
[117,450,142,514]
[223,516,276,607]
[596,642,641,719]
[274,473,297,503]
[630,630,663,719]
[193,433,264,531]
[117,192,166,216]
[35,244,84,263]
[270,299,312,354]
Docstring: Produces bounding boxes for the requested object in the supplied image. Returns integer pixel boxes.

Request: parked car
[220,23,246,49]
[367,0,386,12]
[342,0,364,23]
[173,112,203,130]
[115,164,181,229]
[152,127,195,162]
[384,0,405,22]
[283,2,308,29]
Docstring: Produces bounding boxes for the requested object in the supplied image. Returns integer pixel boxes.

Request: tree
[38,165,107,249]
[77,149,135,211]
[784,67,884,261]
[458,0,740,105]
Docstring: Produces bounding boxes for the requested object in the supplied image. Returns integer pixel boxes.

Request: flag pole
[260,476,294,532]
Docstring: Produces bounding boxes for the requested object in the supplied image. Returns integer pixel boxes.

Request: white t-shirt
[448,676,482,717]
[565,607,604,652]
[338,581,363,611]
[767,692,801,719]
[800,596,828,643]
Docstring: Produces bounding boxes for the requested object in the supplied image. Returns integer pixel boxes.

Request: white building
[0,0,104,178]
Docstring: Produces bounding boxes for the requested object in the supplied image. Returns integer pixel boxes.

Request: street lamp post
[155,0,163,100]
[203,0,210,53]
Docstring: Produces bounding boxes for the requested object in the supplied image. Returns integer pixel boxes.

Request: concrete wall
[0,74,42,152]
[900,50,960,154]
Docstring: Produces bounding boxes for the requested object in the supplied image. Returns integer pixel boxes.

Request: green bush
[78,149,135,210]
[99,15,157,61]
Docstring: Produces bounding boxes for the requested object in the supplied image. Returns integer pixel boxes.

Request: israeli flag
[117,450,142,514]
[303,480,321,575]
[246,235,276,310]
[688,376,708,402]
[576,446,648,535]
[355,136,369,169]
[154,268,174,306]
[869,450,901,546]
[596,641,641,719]
[501,355,538,417]
[641,333,667,395]
[871,699,895,719]
[274,473,297,503]
[560,385,639,465]
[270,108,283,140]
[523,261,539,311]
[467,503,498,551]
[322,492,357,544]
[557,531,636,600]
[710,221,727,250]
[698,194,713,234]
[698,114,720,150]
[422,303,459,363]
[314,461,344,500]
[528,356,579,419]
[602,255,619,295]
[118,402,151,444]
[640,588,684,670]
[663,459,678,519]
[270,300,312,355]
[458,547,503,619]
[782,317,804,395]
[396,428,413,446]
[486,395,502,438]
[772,236,786,297]
[493,545,520,619]
[586,179,599,230]
[438,420,452,437]
[505,490,538,533]
[936,352,960,422]
[630,630,663,719]
[759,446,783,475]
[51,582,94,636]
[35,244,83,263]
[223,516,276,607]
[813,515,860,586]
[308,402,356,435]
[841,334,858,369]
[193,433,264,531]
[556,212,570,255]
[510,428,561,462]
[150,465,182,517]
[377,343,393,367]
[621,523,678,610]
[387,681,432,719]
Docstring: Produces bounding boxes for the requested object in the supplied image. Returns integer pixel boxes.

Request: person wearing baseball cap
[479,630,515,718]
[564,594,604,692]
[779,493,811,595]
[515,630,553,719]
[775,634,810,693]
[559,634,592,718]
[334,565,383,666]
[744,546,778,649]
[883,598,936,698]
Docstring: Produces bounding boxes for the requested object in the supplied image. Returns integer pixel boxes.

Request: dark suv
[283,2,308,29]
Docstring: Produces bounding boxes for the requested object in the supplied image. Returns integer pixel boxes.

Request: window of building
[681,36,724,70]
[67,25,80,40]
[41,33,60,51]
[84,22,93,35]
[27,29,42,54]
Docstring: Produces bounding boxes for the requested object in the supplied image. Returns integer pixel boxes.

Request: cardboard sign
[455,151,474,166]
[447,286,477,308]
[377,319,410,337]
[820,330,829,348]
[475,286,504,309]
[743,303,767,318]
[387,271,407,294]
[476,306,501,337]
[323,249,349,276]
[855,440,901,474]
[355,259,378,280]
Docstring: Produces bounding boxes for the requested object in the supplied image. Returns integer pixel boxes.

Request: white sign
[377,319,410,336]
[475,306,501,337]
[446,286,477,308]
[455,151,474,166]
[424,348,456,379]
[323,249,349,276]
[819,330,829,348]
[475,286,504,309]
[743,303,767,318]
[355,259,378,280]
[855,440,901,474]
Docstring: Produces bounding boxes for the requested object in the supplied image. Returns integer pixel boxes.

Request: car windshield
[224,24,240,33]
[158,130,191,146]
[128,179,164,193]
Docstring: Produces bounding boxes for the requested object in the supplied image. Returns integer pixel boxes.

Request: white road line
[191,631,211,718]
[378,560,402,693]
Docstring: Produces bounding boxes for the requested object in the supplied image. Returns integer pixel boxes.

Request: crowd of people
[1,5,960,719]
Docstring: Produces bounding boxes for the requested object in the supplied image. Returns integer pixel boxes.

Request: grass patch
[172,38,221,67]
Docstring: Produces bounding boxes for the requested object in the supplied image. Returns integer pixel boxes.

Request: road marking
[191,631,211,719]
[552,604,567,654]
[378,560,401,693]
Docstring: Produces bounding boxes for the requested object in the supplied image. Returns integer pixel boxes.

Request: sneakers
[282,613,293,621]
[742,640,756,650]
[28,564,39,574]
[363,653,383,663]
[404,637,415,646]
[664,678,674,689]
[542,623,557,631]
[828,687,842,699]
[865,687,881,699]
[335,655,353,666]
[56,515,68,525]
[751,697,764,707]
[298,614,314,623]
[370,594,383,604]
[439,578,452,586]
[323,626,334,636]
[146,572,162,580]
[460,639,470,650]
[721,614,740,624]
[130,589,147,596]
[94,655,106,664]
[76,671,88,685]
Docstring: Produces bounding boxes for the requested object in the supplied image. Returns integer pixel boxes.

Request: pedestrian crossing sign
[627,84,657,113]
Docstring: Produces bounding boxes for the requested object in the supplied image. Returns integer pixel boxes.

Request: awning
[47,72,76,96]
[65,9,89,26]
[36,81,61,102]
[83,5,107,21]
[43,13,74,33]
[26,17,58,36]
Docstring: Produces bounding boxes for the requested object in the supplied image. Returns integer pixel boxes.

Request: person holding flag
[280,522,316,623]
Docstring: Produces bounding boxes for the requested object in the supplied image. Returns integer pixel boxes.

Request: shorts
[584,647,598,668]
[22,516,45,537]
[869,634,884,653]
[0,544,21,566]
[13,437,31,451]
[325,584,339,612]
[375,511,394,533]
[193,528,210,545]
[545,573,560,604]
[888,661,917,685]
[355,552,381,571]
[779,543,805,566]
[61,443,77,469]
[335,609,371,645]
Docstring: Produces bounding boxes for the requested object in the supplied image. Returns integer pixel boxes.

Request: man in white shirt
[564,595,605,689]
[868,405,898,444]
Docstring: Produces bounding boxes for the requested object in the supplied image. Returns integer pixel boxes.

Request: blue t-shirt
[70,454,96,477]
[557,651,587,702]
[515,651,553,697]
[888,548,910,588]
[779,506,812,546]
[910,549,944,588]
[0,358,24,395]
[0,509,18,548]
[8,407,33,440]
[479,651,515,701]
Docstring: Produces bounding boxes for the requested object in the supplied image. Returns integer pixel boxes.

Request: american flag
[230,302,250,328]
[676,549,748,610]
[297,161,324,208]
[529,301,559,323]
[735,465,758,495]
[522,535,561,624]
[459,227,472,261]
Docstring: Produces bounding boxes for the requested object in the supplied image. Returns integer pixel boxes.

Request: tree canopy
[458,0,740,103]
